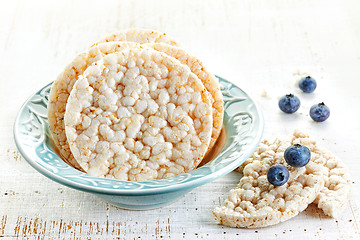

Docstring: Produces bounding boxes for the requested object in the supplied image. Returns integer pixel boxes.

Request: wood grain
[1,0,360,239]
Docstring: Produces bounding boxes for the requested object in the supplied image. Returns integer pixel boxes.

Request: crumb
[261,89,268,98]
[293,69,309,77]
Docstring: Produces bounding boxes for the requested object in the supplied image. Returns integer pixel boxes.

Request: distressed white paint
[1,0,360,239]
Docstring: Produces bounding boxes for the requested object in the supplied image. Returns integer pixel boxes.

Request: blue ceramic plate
[14,76,264,209]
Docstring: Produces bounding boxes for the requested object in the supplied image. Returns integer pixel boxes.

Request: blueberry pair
[278,76,330,122]
[267,144,311,186]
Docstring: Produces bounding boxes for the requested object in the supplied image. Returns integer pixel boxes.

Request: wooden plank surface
[1,0,360,239]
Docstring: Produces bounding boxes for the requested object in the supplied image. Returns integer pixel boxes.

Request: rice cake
[289,131,351,218]
[145,43,224,154]
[95,29,181,47]
[235,130,351,219]
[291,131,350,218]
[213,131,327,228]
[64,48,213,181]
[48,42,144,170]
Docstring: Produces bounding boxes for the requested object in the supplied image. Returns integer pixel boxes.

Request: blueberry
[310,102,330,122]
[278,94,300,113]
[284,144,311,167]
[299,76,317,93]
[267,164,289,186]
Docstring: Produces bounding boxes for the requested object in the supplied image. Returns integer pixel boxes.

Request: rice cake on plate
[64,48,213,181]
[48,42,143,170]
[145,43,223,154]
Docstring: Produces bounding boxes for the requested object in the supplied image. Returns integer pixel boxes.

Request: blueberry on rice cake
[235,130,351,219]
[64,48,213,181]
[213,131,327,228]
[287,131,350,218]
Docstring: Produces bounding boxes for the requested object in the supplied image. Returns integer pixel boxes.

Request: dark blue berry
[267,164,289,186]
[310,102,330,122]
[299,76,317,93]
[284,144,311,167]
[278,94,300,113]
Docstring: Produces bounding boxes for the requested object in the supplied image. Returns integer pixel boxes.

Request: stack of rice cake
[48,29,224,181]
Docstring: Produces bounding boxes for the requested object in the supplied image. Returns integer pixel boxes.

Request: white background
[1,0,360,239]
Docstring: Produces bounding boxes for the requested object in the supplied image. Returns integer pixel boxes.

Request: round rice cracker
[145,43,224,154]
[213,131,327,228]
[48,40,220,170]
[95,29,181,47]
[235,130,351,219]
[48,42,145,170]
[64,48,213,181]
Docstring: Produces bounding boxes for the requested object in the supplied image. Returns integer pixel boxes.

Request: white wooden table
[1,0,360,239]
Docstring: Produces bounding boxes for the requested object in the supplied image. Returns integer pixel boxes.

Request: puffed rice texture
[236,130,351,218]
[48,42,144,170]
[145,43,224,154]
[64,48,213,181]
[213,130,328,228]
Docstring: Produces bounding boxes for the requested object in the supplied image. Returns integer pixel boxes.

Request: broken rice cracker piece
[213,132,326,228]
[65,48,213,181]
[294,132,350,218]
[236,130,351,218]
